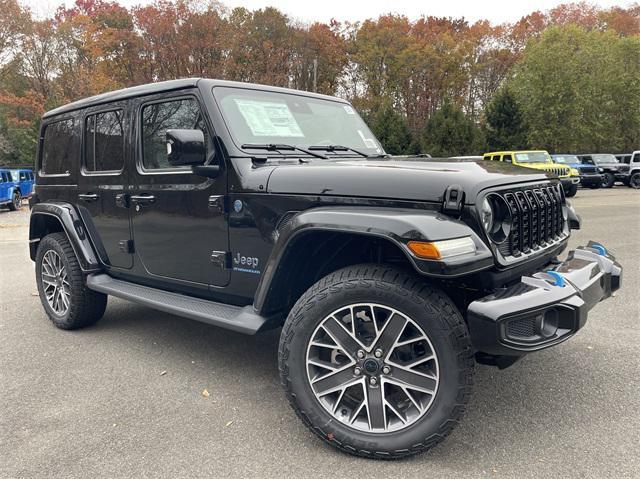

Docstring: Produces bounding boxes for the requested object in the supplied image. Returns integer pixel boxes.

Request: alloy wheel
[41,250,71,316]
[306,303,439,433]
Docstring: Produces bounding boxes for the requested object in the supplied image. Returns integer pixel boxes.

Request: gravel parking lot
[1,187,639,479]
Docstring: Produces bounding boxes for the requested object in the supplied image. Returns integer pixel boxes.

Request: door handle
[130,194,156,205]
[78,193,99,202]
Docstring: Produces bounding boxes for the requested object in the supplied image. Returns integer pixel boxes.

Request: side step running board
[86,273,272,335]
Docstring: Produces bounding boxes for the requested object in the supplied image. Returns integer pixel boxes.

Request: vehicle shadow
[89,298,621,465]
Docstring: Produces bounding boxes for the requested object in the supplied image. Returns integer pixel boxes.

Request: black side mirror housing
[166,129,206,166]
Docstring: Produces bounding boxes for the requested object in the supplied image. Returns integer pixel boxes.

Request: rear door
[77,103,133,269]
[0,172,8,202]
[129,90,230,287]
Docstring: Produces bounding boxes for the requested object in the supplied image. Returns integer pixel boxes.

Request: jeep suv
[577,154,630,188]
[551,154,602,189]
[483,150,580,197]
[29,79,622,459]
[0,168,21,210]
[618,151,640,189]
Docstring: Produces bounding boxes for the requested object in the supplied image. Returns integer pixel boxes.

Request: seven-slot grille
[500,184,565,258]
[545,166,570,177]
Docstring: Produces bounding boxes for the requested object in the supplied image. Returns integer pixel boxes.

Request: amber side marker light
[407,237,476,260]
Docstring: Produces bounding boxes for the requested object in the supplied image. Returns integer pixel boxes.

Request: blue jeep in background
[0,168,23,211]
[11,169,35,200]
[551,154,602,189]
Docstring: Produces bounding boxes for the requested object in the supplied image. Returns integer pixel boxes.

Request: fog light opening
[538,309,559,338]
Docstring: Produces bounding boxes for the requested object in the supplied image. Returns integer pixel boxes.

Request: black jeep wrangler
[29,79,622,459]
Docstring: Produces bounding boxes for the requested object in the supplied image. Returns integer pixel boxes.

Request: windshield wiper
[241,143,327,159]
[308,144,370,158]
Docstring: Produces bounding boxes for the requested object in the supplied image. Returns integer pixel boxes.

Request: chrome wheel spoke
[307,303,439,434]
[40,250,70,316]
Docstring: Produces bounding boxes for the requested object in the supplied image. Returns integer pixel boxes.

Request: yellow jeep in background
[483,150,581,197]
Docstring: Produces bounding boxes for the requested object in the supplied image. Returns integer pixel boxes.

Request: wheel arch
[30,203,101,272]
[253,206,493,318]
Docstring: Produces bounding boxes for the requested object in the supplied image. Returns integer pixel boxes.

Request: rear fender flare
[29,202,100,272]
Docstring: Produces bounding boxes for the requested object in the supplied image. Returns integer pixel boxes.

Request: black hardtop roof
[43,78,345,119]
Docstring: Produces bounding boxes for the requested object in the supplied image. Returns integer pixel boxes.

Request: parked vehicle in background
[483,150,580,197]
[28,79,622,459]
[577,154,630,188]
[615,154,631,164]
[11,169,36,200]
[551,154,601,189]
[625,151,640,189]
[0,168,22,210]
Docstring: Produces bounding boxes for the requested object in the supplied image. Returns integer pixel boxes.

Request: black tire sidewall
[35,235,74,323]
[281,272,470,455]
[630,173,640,189]
[602,172,615,188]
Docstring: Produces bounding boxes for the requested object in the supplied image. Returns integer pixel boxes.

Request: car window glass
[85,110,125,172]
[141,97,208,170]
[20,172,26,180]
[41,119,78,175]
[503,155,512,163]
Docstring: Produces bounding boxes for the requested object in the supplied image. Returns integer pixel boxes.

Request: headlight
[482,195,512,244]
[570,167,580,176]
[407,237,476,259]
[481,197,493,232]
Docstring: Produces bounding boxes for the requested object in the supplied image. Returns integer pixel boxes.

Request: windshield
[514,152,552,163]
[214,87,383,156]
[552,155,579,164]
[591,154,618,164]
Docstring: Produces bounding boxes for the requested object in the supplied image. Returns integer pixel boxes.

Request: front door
[129,91,230,287]
[77,104,133,269]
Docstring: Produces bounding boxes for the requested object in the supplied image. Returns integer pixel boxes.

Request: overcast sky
[22,0,634,24]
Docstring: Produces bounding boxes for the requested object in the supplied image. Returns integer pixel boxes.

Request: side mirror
[166,129,206,166]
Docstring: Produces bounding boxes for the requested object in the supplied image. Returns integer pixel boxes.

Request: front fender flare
[29,202,101,272]
[253,206,493,312]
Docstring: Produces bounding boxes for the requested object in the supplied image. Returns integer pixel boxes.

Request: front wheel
[629,172,640,189]
[565,183,578,197]
[278,265,474,459]
[601,172,615,188]
[8,191,21,211]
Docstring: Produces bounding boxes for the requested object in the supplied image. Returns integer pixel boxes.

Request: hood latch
[442,184,464,217]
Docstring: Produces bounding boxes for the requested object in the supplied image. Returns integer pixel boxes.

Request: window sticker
[234,99,304,137]
[343,105,356,115]
[357,129,379,150]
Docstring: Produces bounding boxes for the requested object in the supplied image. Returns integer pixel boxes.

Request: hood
[266,157,552,204]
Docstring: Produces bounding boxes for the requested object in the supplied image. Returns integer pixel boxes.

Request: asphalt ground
[1,187,639,479]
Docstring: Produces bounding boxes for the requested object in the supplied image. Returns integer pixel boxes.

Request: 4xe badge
[233,252,260,275]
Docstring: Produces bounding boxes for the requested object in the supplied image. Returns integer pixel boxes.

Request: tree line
[0,0,638,165]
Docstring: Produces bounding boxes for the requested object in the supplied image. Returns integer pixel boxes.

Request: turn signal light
[407,237,476,260]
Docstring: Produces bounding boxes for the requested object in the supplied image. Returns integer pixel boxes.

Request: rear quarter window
[40,118,79,176]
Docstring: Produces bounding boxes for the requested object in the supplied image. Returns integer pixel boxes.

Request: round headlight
[482,195,512,244]
[570,167,580,176]
[481,197,493,232]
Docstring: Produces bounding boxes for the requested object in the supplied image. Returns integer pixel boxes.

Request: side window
[492,155,500,161]
[0,173,5,183]
[141,97,208,170]
[41,118,78,176]
[85,110,125,173]
[19,172,26,180]
[633,153,640,163]
[503,154,513,163]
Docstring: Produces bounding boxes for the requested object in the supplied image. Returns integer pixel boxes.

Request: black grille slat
[493,184,566,259]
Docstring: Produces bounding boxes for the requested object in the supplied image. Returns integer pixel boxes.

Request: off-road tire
[35,232,107,329]
[278,264,474,459]
[565,183,578,197]
[8,191,21,211]
[601,172,615,188]
[629,172,640,189]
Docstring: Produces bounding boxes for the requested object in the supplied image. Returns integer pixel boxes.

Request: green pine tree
[367,103,414,155]
[419,101,484,157]
[484,88,529,151]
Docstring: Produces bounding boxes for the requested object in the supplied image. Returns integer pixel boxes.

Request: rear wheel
[8,191,21,211]
[36,232,107,329]
[629,172,640,189]
[601,172,615,188]
[279,264,474,459]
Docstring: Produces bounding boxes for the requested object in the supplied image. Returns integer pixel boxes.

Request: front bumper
[467,241,622,356]
[560,177,580,189]
[579,173,602,186]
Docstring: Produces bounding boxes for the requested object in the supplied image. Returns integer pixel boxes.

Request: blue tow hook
[591,243,607,256]
[545,270,566,287]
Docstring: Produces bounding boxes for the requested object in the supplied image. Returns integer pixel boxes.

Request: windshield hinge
[442,184,464,216]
